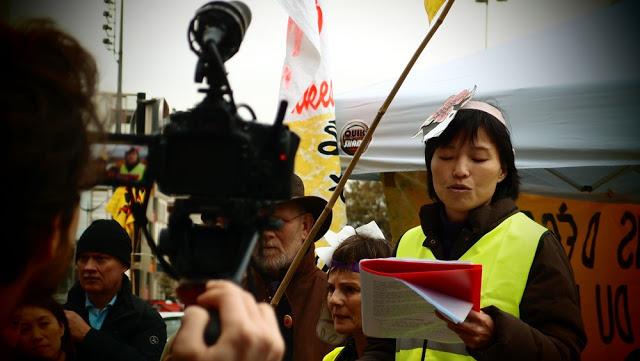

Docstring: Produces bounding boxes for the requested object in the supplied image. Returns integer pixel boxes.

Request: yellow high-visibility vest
[322,346,344,361]
[119,162,146,180]
[395,212,546,361]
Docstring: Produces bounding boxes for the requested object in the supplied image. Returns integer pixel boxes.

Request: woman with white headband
[388,87,586,361]
[321,223,392,361]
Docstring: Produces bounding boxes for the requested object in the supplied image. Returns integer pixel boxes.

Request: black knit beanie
[76,219,132,268]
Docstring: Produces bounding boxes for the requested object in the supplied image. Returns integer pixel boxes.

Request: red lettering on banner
[317,81,329,108]
[292,80,335,115]
[288,18,303,57]
[282,65,292,90]
[307,84,318,109]
[316,0,323,33]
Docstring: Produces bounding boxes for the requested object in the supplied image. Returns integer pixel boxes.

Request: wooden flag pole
[271,0,456,306]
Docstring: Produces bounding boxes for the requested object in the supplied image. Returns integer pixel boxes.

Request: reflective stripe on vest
[322,346,344,361]
[395,212,546,361]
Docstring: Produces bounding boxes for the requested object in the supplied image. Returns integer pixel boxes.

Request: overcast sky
[9,0,608,123]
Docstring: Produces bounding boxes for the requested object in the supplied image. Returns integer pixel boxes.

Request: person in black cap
[246,174,333,361]
[64,219,166,361]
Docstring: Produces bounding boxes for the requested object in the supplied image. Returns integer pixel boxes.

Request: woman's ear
[498,167,507,183]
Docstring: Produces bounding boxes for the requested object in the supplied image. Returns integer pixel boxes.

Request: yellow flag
[105,186,145,238]
[425,0,446,23]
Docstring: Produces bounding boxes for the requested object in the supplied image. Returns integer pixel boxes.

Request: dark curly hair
[1,19,101,284]
[423,106,520,203]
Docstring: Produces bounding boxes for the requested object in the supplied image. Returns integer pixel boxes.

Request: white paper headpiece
[414,86,508,143]
[316,221,386,268]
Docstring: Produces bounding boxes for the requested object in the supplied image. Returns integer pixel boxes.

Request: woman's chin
[334,323,355,335]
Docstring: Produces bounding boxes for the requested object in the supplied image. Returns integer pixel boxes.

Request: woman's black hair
[424,105,520,202]
[17,297,76,360]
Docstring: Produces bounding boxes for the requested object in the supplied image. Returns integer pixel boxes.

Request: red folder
[359,259,482,311]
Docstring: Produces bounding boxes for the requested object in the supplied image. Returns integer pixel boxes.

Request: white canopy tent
[335,0,640,203]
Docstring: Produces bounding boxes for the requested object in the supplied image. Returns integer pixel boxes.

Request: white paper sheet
[360,265,473,343]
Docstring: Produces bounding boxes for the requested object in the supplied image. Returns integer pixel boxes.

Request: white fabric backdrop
[335,0,640,203]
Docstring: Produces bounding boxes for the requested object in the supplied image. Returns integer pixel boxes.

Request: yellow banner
[288,115,346,244]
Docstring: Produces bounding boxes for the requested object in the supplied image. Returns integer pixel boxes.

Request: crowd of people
[1,15,586,361]
[1,19,282,361]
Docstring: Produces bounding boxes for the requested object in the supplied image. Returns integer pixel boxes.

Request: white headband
[462,100,506,126]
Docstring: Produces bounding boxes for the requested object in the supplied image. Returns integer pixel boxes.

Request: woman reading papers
[385,87,585,361]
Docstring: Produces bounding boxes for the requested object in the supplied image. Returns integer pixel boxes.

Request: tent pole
[545,166,633,194]
[270,0,457,307]
[545,168,584,192]
[590,165,632,192]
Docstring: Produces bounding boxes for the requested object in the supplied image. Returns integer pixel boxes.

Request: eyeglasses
[265,212,308,230]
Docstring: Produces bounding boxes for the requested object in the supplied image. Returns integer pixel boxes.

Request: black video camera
[93,1,299,285]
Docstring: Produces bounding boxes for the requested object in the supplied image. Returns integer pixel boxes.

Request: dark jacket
[246,248,331,361]
[328,337,395,361]
[65,275,166,361]
[331,338,358,361]
[383,198,586,361]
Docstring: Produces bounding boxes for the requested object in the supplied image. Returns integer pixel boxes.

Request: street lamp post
[102,0,124,133]
[475,0,508,49]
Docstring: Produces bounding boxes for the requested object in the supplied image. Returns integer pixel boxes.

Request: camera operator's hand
[172,280,284,361]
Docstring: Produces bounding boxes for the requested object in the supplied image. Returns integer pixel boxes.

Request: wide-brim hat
[282,174,333,242]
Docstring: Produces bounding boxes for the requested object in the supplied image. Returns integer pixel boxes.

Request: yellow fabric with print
[105,186,145,238]
[287,117,346,246]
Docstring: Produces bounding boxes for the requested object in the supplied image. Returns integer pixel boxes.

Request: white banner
[277,0,345,235]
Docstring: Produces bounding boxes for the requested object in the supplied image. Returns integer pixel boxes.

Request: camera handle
[134,192,260,346]
[202,229,258,344]
[204,311,221,345]
[173,280,221,345]
[172,223,256,345]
